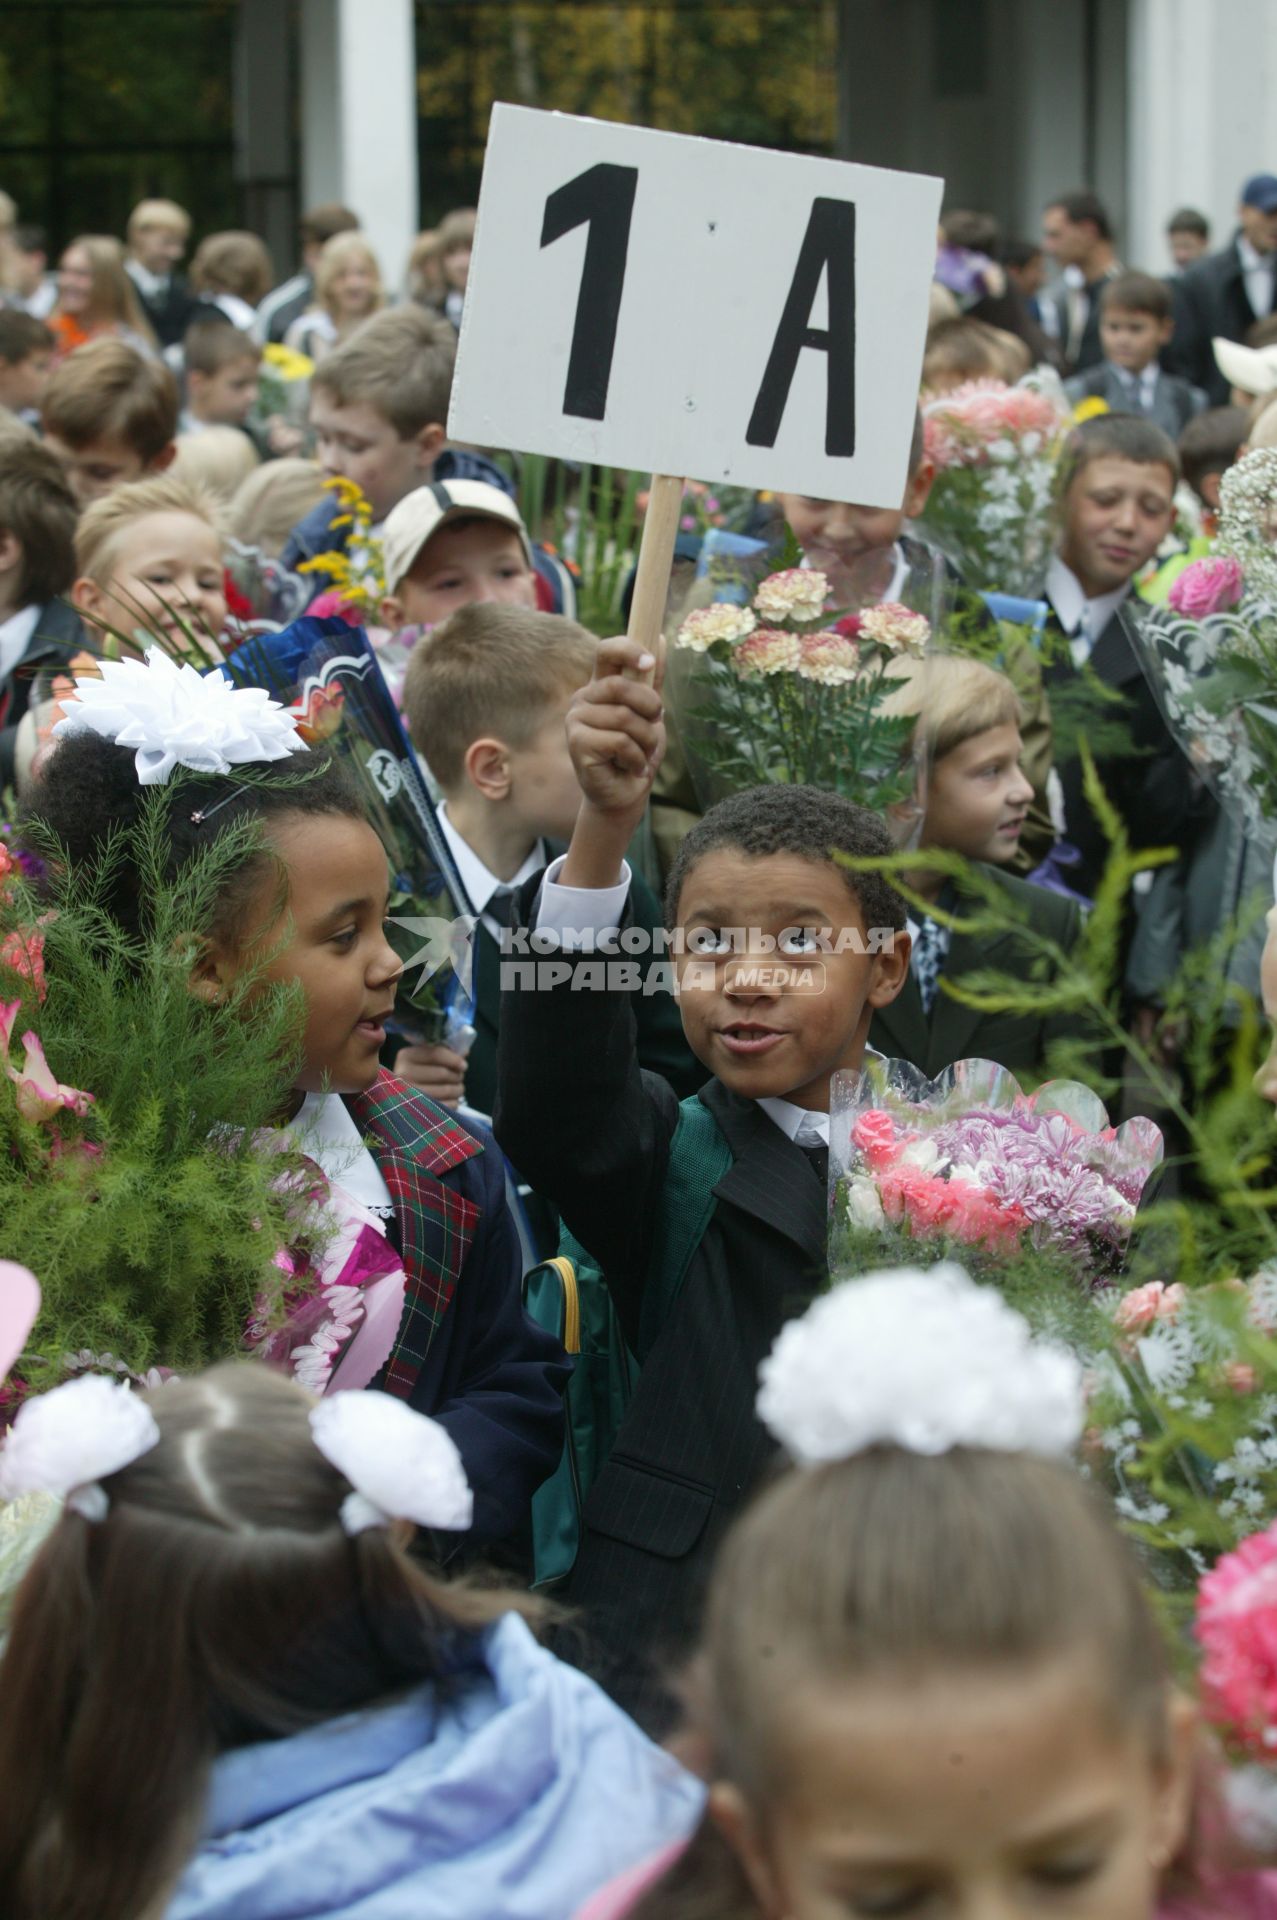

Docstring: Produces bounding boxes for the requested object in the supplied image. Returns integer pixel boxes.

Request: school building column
[1127,0,1277,273]
[298,0,419,296]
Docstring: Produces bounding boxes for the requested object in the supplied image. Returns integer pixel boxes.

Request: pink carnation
[1197,1522,1277,1757]
[732,628,801,678]
[923,380,1061,469]
[1114,1280,1187,1335]
[795,631,861,684]
[1167,554,1245,619]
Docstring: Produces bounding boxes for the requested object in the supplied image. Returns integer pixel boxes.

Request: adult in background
[252,202,360,346]
[1041,189,1122,375]
[124,198,199,349]
[1167,173,1277,404]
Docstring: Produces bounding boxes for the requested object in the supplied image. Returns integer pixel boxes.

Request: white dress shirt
[0,603,39,689]
[288,1091,394,1226]
[1046,556,1129,667]
[1238,235,1277,321]
[756,1096,828,1147]
[437,802,548,942]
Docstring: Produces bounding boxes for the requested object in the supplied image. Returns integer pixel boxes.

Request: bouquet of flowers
[668,568,927,815]
[1129,448,1277,832]
[296,476,387,622]
[918,376,1071,595]
[829,1057,1163,1288]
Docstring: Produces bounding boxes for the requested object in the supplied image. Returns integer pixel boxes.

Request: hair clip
[310,1393,473,1536]
[190,788,243,827]
[0,1374,160,1519]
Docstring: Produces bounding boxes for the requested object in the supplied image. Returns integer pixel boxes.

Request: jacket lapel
[929,919,1015,1068]
[345,1071,483,1399]
[700,1080,827,1268]
[869,971,930,1072]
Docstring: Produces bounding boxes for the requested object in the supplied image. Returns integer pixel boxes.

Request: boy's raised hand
[565,637,666,823]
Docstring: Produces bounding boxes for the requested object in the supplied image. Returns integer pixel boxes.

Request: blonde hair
[59,235,156,347]
[407,229,444,305]
[922,317,1030,391]
[127,198,191,243]
[74,471,225,587]
[190,231,274,307]
[313,305,456,437]
[313,232,383,322]
[404,603,594,789]
[884,653,1024,763]
[438,207,476,258]
[171,426,260,501]
[227,458,326,559]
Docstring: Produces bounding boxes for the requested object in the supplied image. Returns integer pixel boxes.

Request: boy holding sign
[494,642,909,1727]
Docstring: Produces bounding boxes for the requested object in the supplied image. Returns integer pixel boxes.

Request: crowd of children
[3,160,1277,1920]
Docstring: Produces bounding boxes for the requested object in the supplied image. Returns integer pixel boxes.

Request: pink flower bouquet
[918,377,1071,595]
[669,570,926,817]
[830,1056,1162,1283]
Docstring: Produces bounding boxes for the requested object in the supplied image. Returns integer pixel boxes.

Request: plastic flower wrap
[918,375,1072,595]
[668,568,925,820]
[1128,449,1277,831]
[829,1057,1163,1286]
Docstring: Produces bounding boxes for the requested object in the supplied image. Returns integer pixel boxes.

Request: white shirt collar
[1046,555,1129,659]
[436,800,545,919]
[0,603,40,686]
[288,1091,394,1224]
[1238,235,1269,273]
[757,1095,828,1147]
[126,258,169,297]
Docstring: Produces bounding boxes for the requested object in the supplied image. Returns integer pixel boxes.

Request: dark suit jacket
[1167,236,1275,403]
[1047,266,1122,374]
[494,884,829,1732]
[869,866,1086,1081]
[124,265,207,350]
[1042,598,1195,901]
[1063,363,1206,439]
[0,597,84,789]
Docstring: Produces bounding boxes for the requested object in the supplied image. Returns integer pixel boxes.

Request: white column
[1128,0,1277,274]
[299,0,419,296]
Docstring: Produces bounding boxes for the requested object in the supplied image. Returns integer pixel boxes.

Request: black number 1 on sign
[747,197,856,458]
[540,162,639,421]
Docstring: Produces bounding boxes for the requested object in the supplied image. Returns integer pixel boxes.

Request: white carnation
[310,1391,473,1533]
[753,569,828,623]
[675,604,757,651]
[0,1375,159,1504]
[54,649,306,787]
[757,1265,1083,1465]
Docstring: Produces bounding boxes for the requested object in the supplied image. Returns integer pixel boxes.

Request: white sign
[450,106,943,511]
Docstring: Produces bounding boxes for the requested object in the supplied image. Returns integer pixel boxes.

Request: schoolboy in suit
[495,637,910,1729]
[1065,273,1206,439]
[1167,174,1277,404]
[870,655,1085,1081]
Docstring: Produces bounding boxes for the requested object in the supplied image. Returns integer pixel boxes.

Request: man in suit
[1167,174,1277,404]
[1041,189,1122,375]
[1065,272,1207,439]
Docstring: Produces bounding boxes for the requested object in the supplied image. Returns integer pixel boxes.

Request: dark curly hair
[664,784,906,936]
[21,733,366,944]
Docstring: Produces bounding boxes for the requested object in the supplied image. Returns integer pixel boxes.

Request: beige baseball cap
[381,480,534,596]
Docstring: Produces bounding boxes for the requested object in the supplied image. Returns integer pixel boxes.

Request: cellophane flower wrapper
[916,375,1072,597]
[1127,451,1277,834]
[668,569,925,830]
[224,616,476,1044]
[828,1056,1164,1291]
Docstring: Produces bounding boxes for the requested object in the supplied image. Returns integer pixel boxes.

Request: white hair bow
[0,1374,160,1519]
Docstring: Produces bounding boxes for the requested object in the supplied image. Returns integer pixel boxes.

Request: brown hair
[183,318,261,377]
[1057,412,1181,496]
[634,1447,1170,1919]
[74,470,224,587]
[404,603,595,790]
[922,317,1030,390]
[883,653,1024,764]
[190,231,274,307]
[438,207,477,258]
[0,1363,537,1920]
[300,203,360,251]
[1100,270,1173,324]
[1178,406,1248,497]
[58,234,157,346]
[312,304,457,437]
[41,336,179,460]
[0,438,78,604]
[0,309,53,364]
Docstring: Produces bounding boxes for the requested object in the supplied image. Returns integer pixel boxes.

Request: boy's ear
[867,925,912,1009]
[413,421,447,473]
[1199,472,1223,512]
[463,734,512,802]
[903,457,935,519]
[71,574,105,625]
[378,592,405,632]
[148,441,177,475]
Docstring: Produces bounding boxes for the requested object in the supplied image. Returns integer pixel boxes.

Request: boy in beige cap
[379,479,539,633]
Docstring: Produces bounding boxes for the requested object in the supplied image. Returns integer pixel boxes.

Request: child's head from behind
[1178,406,1248,513]
[0,310,53,415]
[922,315,1032,395]
[72,471,228,651]
[1056,415,1178,598]
[380,479,536,631]
[29,723,399,1094]
[183,318,262,426]
[0,438,77,617]
[404,602,592,842]
[663,786,908,1110]
[0,1363,521,1920]
[888,655,1033,866]
[774,411,932,608]
[1099,272,1174,376]
[309,306,457,519]
[42,338,178,505]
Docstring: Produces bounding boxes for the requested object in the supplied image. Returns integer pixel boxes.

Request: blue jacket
[280,449,515,577]
[166,1614,703,1919]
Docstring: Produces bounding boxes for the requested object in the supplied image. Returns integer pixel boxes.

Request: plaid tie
[912,916,946,1016]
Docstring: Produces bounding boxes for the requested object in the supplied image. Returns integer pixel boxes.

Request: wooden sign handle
[623,472,684,686]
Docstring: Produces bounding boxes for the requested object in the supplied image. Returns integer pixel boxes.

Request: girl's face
[330,257,378,318]
[222,814,402,1095]
[76,512,227,654]
[58,245,94,317]
[720,1658,1191,1920]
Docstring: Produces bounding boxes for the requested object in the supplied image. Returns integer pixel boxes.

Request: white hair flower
[0,1374,160,1519]
[53,650,306,787]
[309,1391,473,1535]
[757,1264,1083,1464]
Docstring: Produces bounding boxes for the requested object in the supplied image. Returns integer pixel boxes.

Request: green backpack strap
[636,1092,733,1361]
